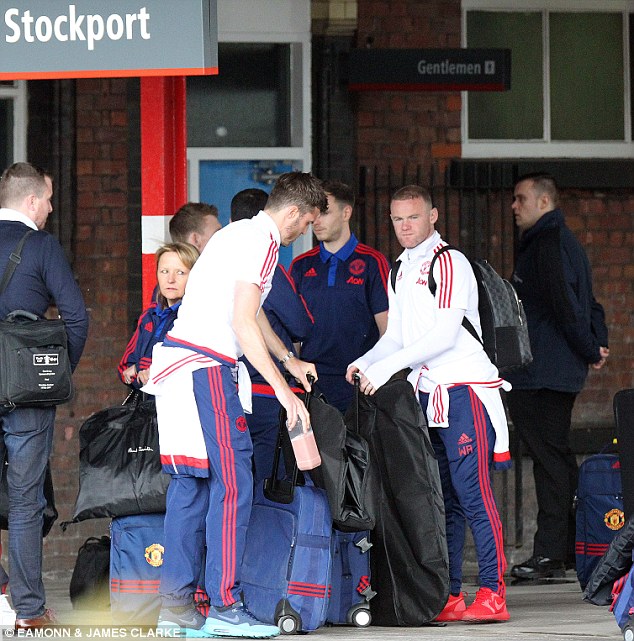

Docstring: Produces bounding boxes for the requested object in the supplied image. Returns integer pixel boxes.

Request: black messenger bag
[0,231,73,412]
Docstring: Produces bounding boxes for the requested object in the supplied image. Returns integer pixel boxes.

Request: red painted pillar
[140,76,188,306]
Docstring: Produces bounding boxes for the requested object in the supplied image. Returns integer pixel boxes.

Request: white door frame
[187,0,313,256]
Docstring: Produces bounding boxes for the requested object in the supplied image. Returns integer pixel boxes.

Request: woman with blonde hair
[118,242,199,389]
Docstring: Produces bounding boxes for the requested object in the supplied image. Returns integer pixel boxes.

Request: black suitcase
[348,377,449,626]
[615,389,634,520]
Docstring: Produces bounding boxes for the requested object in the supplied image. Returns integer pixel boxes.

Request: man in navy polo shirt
[291,180,389,413]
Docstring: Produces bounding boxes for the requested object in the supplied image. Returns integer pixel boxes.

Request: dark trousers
[506,389,577,562]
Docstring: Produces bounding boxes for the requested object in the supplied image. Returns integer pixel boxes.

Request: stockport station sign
[0,1,218,79]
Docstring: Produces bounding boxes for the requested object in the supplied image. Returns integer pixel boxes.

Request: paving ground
[3,571,621,641]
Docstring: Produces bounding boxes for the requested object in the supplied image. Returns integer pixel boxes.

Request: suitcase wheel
[624,625,634,641]
[277,614,300,635]
[348,605,371,628]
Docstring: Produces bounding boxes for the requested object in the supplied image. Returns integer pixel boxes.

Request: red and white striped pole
[140,76,188,306]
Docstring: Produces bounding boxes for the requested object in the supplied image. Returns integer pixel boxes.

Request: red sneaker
[435,592,467,622]
[462,588,510,623]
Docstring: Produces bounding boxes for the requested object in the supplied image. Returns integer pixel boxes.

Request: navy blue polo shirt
[242,264,314,396]
[291,234,389,410]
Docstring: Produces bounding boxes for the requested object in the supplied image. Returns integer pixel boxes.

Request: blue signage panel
[348,48,511,92]
[0,0,218,79]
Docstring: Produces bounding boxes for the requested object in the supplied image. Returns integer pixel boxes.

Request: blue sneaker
[157,605,210,638]
[202,602,280,638]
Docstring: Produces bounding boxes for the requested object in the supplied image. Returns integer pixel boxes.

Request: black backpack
[69,535,111,610]
[391,245,532,373]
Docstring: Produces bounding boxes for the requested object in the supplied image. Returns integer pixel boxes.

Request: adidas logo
[457,433,472,445]
[305,267,318,277]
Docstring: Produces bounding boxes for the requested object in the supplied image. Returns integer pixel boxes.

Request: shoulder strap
[0,230,35,296]
[428,244,482,346]
[390,260,402,292]
[427,244,456,297]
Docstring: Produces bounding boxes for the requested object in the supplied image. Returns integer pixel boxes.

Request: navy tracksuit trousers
[421,385,507,597]
[160,365,253,609]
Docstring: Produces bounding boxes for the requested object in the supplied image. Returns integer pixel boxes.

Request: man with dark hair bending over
[145,172,327,638]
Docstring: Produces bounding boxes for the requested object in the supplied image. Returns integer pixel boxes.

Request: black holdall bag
[0,231,73,413]
[61,392,170,528]
[300,376,376,532]
[69,535,111,610]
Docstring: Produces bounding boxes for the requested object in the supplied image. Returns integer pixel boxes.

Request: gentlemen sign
[348,49,511,91]
[0,1,217,79]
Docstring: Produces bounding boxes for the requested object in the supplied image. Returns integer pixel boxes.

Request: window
[187,43,292,148]
[0,81,26,167]
[463,1,634,158]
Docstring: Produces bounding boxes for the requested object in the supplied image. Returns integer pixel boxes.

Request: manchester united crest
[604,508,625,531]
[349,259,366,276]
[145,542,164,567]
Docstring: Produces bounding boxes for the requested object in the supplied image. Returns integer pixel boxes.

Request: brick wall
[43,78,136,578]
[356,0,462,173]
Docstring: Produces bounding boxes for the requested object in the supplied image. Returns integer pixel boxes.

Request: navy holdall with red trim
[110,513,166,626]
[575,453,625,590]
[110,513,209,626]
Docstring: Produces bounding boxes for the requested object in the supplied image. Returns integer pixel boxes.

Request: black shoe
[510,555,566,580]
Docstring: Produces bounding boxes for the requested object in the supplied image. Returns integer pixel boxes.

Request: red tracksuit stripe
[432,386,444,424]
[475,407,506,598]
[259,236,278,290]
[474,393,506,590]
[208,367,231,605]
[152,352,213,383]
[288,582,328,597]
[118,315,144,380]
[160,454,208,469]
[208,367,238,606]
[212,367,237,607]
[436,249,454,308]
[279,265,315,324]
[355,245,390,290]
[470,387,506,597]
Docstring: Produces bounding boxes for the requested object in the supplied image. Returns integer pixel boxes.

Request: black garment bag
[61,393,169,527]
[348,377,449,625]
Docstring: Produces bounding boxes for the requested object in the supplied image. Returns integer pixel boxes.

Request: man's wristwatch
[279,351,295,366]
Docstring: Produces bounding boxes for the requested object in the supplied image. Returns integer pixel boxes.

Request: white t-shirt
[168,211,280,360]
